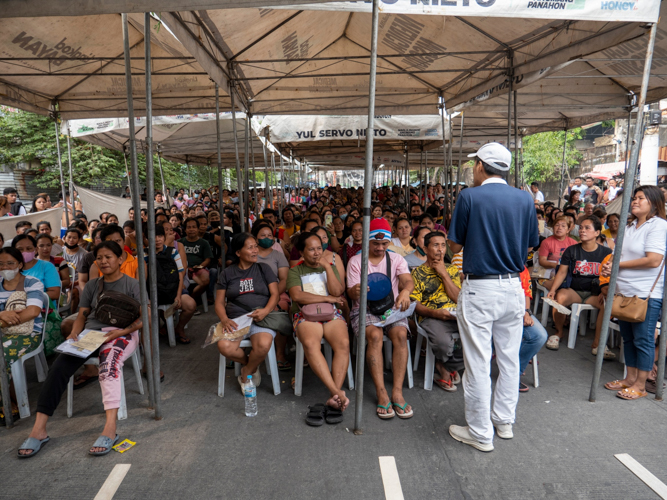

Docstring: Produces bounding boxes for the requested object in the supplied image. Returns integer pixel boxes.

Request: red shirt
[538,236,578,263]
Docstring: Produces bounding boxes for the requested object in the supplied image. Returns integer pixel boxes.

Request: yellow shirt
[410,263,461,322]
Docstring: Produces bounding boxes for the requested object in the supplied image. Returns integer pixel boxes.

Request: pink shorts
[189,268,210,279]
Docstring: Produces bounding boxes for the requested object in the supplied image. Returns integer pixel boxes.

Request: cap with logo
[369,218,392,241]
[467,142,512,172]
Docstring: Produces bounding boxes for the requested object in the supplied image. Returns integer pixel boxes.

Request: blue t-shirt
[448,180,539,276]
[22,259,61,290]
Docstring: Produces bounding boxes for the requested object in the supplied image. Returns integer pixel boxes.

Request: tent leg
[280,153,285,210]
[244,117,250,222]
[65,129,76,214]
[0,332,12,428]
[123,13,155,411]
[53,119,70,228]
[156,146,167,201]
[456,113,465,199]
[354,0,380,436]
[403,143,409,207]
[251,125,257,214]
[590,22,658,402]
[229,85,245,232]
[143,12,161,418]
[557,127,568,209]
[513,90,520,188]
[215,84,226,271]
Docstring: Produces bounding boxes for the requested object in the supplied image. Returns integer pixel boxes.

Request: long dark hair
[229,233,255,266]
[629,185,666,224]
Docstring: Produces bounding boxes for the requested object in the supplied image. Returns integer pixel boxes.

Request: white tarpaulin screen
[254,115,444,142]
[280,0,661,22]
[76,185,146,224]
[0,207,63,240]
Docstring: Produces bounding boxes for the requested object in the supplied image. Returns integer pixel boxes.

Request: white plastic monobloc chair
[12,291,51,419]
[293,337,354,396]
[66,349,143,421]
[217,338,280,397]
[567,303,596,349]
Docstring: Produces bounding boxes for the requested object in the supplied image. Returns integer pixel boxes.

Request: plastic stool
[567,303,596,349]
[293,337,354,396]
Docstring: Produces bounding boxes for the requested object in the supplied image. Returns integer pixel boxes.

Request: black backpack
[152,246,181,306]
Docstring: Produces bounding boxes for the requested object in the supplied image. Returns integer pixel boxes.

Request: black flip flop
[305,404,326,427]
[176,335,191,345]
[325,405,343,424]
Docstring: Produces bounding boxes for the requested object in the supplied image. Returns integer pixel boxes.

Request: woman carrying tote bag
[602,186,667,400]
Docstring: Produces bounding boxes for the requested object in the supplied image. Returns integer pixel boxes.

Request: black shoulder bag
[94,278,141,328]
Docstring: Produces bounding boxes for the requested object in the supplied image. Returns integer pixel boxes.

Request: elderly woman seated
[288,231,349,425]
[18,241,143,458]
[0,248,45,423]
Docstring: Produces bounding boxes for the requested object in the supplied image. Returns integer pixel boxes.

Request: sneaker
[494,423,513,439]
[449,425,494,452]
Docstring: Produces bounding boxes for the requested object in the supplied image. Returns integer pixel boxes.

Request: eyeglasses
[0,261,19,268]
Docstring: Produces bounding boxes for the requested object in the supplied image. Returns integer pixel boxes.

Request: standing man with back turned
[446,143,539,452]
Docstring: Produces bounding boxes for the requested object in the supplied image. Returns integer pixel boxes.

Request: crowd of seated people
[3,178,664,459]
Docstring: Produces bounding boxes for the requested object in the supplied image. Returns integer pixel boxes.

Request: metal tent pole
[156,145,167,201]
[557,127,568,209]
[507,51,514,185]
[230,85,245,231]
[280,153,285,209]
[54,119,70,228]
[122,13,155,409]
[590,22,658,402]
[456,113,464,199]
[143,12,161,418]
[418,147,424,205]
[186,156,191,196]
[657,268,667,401]
[354,0,380,435]
[65,127,76,215]
[403,144,409,208]
[513,90,520,188]
[438,95,449,224]
[448,114,453,215]
[263,132,272,212]
[215,84,225,271]
[0,335,12,428]
[251,125,258,214]
[244,117,250,222]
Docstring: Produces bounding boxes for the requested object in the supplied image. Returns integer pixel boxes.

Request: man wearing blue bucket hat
[347,217,414,420]
[446,143,539,452]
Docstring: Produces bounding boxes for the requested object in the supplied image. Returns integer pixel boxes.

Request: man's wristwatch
[525,309,531,314]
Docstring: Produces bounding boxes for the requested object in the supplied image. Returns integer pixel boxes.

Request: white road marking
[379,456,405,500]
[615,453,667,499]
[94,464,131,500]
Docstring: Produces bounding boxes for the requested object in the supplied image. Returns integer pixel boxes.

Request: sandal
[434,378,457,392]
[604,380,629,391]
[391,401,414,419]
[17,436,50,459]
[277,360,292,371]
[616,388,648,400]
[645,379,666,394]
[325,405,343,424]
[73,373,98,390]
[177,335,191,345]
[89,434,119,456]
[545,335,560,351]
[519,382,530,393]
[305,404,326,427]
[451,371,461,385]
[376,403,395,420]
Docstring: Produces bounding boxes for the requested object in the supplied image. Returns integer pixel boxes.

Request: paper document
[301,272,329,297]
[372,301,417,328]
[542,297,571,315]
[56,329,107,358]
[202,313,253,347]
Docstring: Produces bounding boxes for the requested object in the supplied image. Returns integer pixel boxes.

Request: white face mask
[0,269,19,281]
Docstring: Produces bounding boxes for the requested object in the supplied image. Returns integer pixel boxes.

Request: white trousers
[456,276,524,443]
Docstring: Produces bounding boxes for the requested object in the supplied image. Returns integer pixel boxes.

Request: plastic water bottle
[244,375,257,417]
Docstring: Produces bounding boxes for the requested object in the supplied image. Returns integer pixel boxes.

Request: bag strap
[16,273,25,292]
[649,258,666,294]
[93,277,105,314]
[385,252,392,281]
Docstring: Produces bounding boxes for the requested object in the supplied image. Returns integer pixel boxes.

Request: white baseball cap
[467,142,512,171]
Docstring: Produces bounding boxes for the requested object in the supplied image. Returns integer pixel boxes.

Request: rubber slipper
[17,437,49,459]
[616,388,648,401]
[646,379,666,394]
[376,403,395,420]
[305,404,326,427]
[89,434,119,456]
[391,401,414,419]
[176,335,191,345]
[435,378,457,392]
[519,382,530,393]
[325,405,343,424]
[73,374,98,391]
[277,360,292,371]
[604,380,629,391]
[451,371,461,385]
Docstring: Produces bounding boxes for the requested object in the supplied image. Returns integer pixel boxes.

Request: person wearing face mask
[12,234,61,302]
[403,226,430,270]
[0,247,46,422]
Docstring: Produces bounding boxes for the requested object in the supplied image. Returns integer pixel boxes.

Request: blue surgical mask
[340,214,348,221]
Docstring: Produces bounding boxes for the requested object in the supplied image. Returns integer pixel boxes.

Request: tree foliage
[0,109,213,191]
[521,128,583,184]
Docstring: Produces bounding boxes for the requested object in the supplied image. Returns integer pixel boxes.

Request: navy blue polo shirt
[448,179,539,276]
